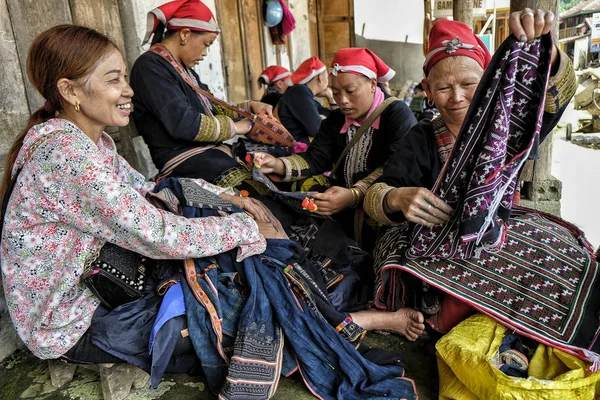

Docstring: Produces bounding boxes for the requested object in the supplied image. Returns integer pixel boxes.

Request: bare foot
[350,308,426,341]
[387,308,426,341]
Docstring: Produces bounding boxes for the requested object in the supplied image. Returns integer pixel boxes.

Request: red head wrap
[329,48,395,83]
[423,19,491,76]
[259,66,291,86]
[290,57,326,85]
[143,0,220,45]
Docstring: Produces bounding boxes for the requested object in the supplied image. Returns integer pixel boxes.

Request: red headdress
[290,57,326,85]
[423,19,491,76]
[143,0,220,45]
[329,48,395,83]
[259,66,292,86]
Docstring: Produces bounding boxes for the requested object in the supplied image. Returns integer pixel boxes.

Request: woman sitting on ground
[0,24,282,364]
[130,0,272,185]
[364,10,579,340]
[255,48,417,251]
[258,65,291,108]
[276,56,338,144]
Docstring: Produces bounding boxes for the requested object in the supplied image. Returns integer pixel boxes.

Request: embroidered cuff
[545,49,576,114]
[238,100,252,114]
[335,316,367,345]
[353,167,383,196]
[194,115,236,142]
[279,155,311,182]
[213,102,236,119]
[364,182,397,225]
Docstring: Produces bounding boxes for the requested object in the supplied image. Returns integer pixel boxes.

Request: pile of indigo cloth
[93,177,418,399]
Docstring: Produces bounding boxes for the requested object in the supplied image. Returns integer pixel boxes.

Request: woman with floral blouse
[0,24,282,362]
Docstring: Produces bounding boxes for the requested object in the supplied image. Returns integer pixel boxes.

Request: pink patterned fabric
[1,118,265,359]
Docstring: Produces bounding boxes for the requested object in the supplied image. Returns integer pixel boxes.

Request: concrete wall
[288,0,312,69]
[355,35,425,88]
[354,0,424,44]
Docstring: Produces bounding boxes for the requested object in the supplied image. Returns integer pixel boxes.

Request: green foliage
[560,0,587,13]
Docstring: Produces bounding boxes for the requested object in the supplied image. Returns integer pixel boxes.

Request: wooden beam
[6,0,72,113]
[240,0,263,100]
[69,0,126,56]
[0,0,30,155]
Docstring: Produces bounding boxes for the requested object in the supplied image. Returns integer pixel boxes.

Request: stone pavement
[0,332,439,400]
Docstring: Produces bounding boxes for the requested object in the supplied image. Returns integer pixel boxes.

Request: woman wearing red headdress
[258,65,291,108]
[364,9,580,341]
[130,0,272,185]
[275,56,338,145]
[254,48,417,248]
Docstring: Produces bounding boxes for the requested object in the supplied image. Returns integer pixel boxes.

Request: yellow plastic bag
[436,314,600,400]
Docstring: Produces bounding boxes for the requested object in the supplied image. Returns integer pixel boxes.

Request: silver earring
[180,40,187,46]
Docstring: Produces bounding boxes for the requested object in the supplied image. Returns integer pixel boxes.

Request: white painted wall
[287,0,312,69]
[354,0,424,44]
[128,0,227,100]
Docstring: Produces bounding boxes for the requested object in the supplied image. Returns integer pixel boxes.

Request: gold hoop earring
[427,99,434,107]
[75,102,80,113]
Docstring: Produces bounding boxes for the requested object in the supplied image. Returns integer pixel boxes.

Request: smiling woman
[0,23,272,366]
[57,49,134,142]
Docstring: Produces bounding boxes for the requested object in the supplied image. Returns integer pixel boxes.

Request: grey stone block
[131,367,150,389]
[518,199,561,217]
[99,364,134,400]
[131,136,159,180]
[48,360,77,388]
[522,179,562,202]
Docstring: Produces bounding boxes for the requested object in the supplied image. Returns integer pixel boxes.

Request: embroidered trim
[280,155,310,182]
[545,49,576,114]
[364,182,396,225]
[299,175,330,192]
[343,125,373,186]
[214,167,252,189]
[214,102,236,119]
[432,117,456,165]
[353,167,383,195]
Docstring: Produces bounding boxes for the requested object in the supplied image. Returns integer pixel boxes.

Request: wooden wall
[1,0,133,167]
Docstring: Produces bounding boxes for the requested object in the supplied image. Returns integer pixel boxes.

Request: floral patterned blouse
[1,118,265,359]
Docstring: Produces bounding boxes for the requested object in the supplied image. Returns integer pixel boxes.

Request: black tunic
[286,98,417,187]
[130,51,239,181]
[277,84,324,145]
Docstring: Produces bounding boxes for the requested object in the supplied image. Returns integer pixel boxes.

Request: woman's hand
[251,152,285,175]
[509,8,554,42]
[220,194,270,223]
[256,221,288,239]
[313,186,354,216]
[249,100,274,117]
[509,8,558,70]
[234,119,253,135]
[386,187,453,228]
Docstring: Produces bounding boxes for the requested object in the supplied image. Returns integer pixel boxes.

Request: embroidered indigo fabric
[408,34,552,260]
[154,178,417,399]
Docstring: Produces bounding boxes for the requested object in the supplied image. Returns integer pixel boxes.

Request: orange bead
[301,197,310,209]
[239,190,249,197]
